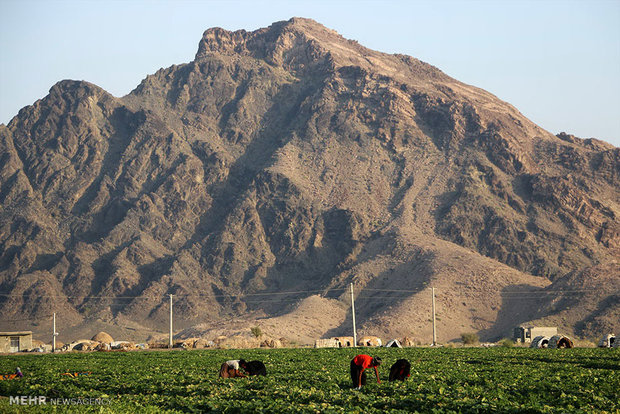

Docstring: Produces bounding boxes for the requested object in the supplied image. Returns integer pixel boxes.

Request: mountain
[0,18,618,344]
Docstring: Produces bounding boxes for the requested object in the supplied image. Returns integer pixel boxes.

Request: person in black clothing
[388,359,411,381]
[239,359,266,376]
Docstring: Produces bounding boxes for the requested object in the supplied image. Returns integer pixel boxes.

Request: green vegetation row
[0,347,618,413]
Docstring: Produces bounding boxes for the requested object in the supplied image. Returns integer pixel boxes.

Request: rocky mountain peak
[194,17,338,75]
[194,17,449,84]
[195,26,250,58]
[1,19,618,343]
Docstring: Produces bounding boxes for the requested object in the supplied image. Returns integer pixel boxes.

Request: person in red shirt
[350,354,382,389]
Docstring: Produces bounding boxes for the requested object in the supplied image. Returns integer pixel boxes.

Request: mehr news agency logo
[10,395,111,406]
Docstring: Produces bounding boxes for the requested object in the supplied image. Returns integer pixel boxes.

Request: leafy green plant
[0,347,617,412]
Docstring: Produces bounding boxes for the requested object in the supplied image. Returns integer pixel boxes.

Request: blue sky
[1,0,619,146]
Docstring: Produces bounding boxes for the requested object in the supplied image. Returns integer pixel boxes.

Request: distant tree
[461,332,479,345]
[251,326,263,338]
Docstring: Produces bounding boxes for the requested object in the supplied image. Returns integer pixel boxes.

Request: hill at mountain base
[1,18,618,344]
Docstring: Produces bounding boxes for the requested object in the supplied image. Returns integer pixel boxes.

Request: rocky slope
[0,18,618,343]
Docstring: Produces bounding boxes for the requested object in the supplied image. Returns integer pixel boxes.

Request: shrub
[499,338,514,347]
[251,326,263,338]
[461,332,479,345]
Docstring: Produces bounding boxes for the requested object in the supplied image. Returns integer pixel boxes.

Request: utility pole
[52,313,58,353]
[431,287,437,346]
[350,283,357,347]
[169,294,173,349]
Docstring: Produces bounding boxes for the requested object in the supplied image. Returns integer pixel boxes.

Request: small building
[513,326,557,343]
[549,334,574,349]
[92,332,114,344]
[530,336,550,348]
[385,339,403,348]
[314,337,355,348]
[0,331,33,353]
[332,337,355,347]
[358,336,382,347]
[314,338,339,348]
[598,334,616,348]
[401,337,415,347]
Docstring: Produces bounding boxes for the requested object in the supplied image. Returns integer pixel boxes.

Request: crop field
[0,347,618,413]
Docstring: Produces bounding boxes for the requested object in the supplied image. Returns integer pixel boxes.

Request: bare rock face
[0,18,618,342]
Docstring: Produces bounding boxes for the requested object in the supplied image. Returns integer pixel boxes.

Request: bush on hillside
[461,333,479,345]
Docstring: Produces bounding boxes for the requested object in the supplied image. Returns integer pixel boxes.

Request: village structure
[513,326,558,343]
[2,325,616,353]
[0,331,33,353]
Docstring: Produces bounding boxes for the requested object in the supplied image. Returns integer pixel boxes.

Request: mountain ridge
[0,18,618,344]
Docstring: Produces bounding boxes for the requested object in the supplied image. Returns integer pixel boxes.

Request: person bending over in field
[388,359,411,381]
[218,359,246,378]
[239,359,267,376]
[350,355,381,389]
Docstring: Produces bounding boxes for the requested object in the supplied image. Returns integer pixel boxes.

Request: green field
[0,347,618,413]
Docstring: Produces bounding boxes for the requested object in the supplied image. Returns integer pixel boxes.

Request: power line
[8,295,576,311]
[0,286,611,301]
[0,288,349,300]
[347,288,612,294]
[1,314,55,323]
[501,289,610,294]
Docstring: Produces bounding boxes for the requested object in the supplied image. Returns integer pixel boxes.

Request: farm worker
[219,360,246,378]
[350,355,381,389]
[239,359,267,376]
[388,359,411,381]
[15,368,23,378]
